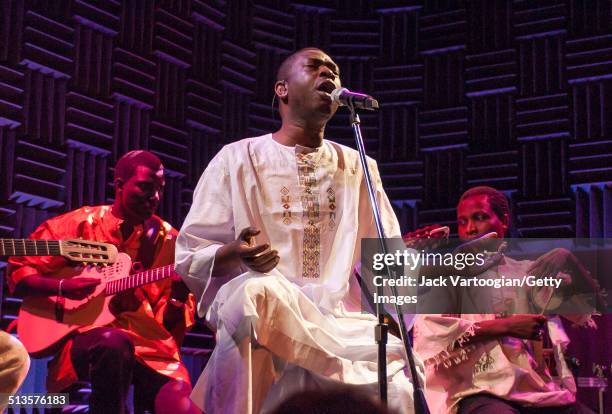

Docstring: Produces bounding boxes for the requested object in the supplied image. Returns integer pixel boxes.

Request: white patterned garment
[414,257,578,414]
[175,134,418,414]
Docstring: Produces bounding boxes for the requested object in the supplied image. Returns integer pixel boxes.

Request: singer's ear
[275,80,288,101]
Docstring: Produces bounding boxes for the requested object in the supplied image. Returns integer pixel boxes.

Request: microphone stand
[348,104,430,414]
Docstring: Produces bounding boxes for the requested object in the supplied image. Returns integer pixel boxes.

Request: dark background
[0,0,610,410]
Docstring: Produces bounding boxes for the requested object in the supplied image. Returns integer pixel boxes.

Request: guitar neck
[0,239,62,256]
[106,264,176,295]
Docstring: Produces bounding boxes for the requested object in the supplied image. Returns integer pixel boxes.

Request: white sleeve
[175,148,236,318]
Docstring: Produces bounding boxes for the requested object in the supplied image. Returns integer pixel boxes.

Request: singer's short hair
[459,186,510,222]
[276,47,325,82]
[114,150,163,182]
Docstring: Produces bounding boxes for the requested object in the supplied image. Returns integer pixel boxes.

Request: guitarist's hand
[61,277,101,300]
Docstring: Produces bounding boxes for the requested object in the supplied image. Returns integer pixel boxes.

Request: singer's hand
[214,227,280,275]
[237,227,280,273]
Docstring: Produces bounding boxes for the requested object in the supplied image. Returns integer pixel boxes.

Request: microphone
[331,88,379,111]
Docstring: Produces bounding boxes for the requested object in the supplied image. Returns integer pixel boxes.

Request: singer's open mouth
[316,80,336,94]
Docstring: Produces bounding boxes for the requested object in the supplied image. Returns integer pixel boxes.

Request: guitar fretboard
[0,239,61,256]
[105,264,175,295]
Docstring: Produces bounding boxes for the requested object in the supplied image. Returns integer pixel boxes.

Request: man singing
[176,47,417,413]
[9,151,200,414]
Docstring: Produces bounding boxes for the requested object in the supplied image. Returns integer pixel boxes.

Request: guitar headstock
[60,239,118,265]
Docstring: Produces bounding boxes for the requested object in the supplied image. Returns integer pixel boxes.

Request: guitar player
[8,151,201,414]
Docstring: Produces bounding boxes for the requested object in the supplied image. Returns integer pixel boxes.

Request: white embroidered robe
[175,134,417,414]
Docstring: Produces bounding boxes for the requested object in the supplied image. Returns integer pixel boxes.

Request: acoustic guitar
[18,252,177,357]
